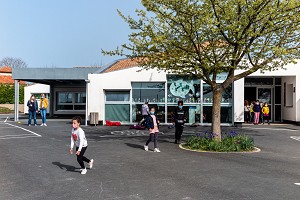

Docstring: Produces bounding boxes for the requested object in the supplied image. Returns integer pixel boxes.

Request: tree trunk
[211,89,222,142]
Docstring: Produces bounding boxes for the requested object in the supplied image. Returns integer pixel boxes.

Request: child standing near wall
[143,107,161,152]
[262,103,270,125]
[70,116,94,175]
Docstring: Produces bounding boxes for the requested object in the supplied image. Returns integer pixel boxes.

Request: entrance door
[257,87,272,122]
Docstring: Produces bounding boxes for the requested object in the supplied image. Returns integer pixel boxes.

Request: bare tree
[0,57,27,68]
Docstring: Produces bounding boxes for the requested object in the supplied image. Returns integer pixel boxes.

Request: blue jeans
[40,109,47,124]
[28,111,37,125]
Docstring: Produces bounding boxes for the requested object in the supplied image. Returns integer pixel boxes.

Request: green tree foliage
[103,0,300,141]
[0,84,24,104]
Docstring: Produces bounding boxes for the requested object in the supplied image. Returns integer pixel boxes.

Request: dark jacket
[253,104,261,112]
[143,114,159,129]
[172,107,187,124]
[27,100,38,112]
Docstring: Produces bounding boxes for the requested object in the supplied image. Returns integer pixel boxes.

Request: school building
[12,59,300,126]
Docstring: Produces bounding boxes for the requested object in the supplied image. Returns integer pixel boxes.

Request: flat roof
[12,68,100,85]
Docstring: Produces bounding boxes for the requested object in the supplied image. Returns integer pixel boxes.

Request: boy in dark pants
[172,101,187,144]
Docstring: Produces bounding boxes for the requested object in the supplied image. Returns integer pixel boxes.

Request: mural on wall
[167,75,201,103]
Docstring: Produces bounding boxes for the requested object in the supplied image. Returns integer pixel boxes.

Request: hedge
[0,84,24,104]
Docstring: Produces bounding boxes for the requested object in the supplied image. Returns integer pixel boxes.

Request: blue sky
[0,0,142,68]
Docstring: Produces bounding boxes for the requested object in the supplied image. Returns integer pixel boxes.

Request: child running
[144,107,161,152]
[69,116,94,175]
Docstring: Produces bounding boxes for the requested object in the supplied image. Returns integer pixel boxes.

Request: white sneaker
[154,148,161,153]
[89,159,94,169]
[40,124,44,126]
[81,168,87,175]
[44,123,47,126]
[34,124,37,126]
[144,145,149,151]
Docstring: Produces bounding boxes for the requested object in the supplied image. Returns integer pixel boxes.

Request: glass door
[257,87,272,122]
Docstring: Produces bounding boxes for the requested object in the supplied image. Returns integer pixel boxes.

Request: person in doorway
[259,101,264,124]
[249,101,254,122]
[253,100,261,125]
[262,102,270,125]
[244,100,250,123]
[27,95,38,126]
[139,101,149,125]
[172,100,187,144]
[69,116,94,175]
[143,107,161,152]
[39,94,49,126]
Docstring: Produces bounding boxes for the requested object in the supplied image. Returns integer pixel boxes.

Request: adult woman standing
[27,95,38,126]
[39,94,49,126]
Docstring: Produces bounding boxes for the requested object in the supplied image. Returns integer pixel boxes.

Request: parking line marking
[290,136,300,142]
[5,123,42,137]
[243,127,298,132]
[0,134,35,138]
[294,183,300,186]
[0,135,41,140]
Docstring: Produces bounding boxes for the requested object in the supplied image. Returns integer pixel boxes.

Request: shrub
[0,84,24,104]
[184,130,255,152]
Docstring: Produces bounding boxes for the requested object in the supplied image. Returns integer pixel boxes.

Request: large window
[131,82,165,123]
[106,91,130,102]
[167,75,201,103]
[56,92,86,111]
[105,90,130,122]
[132,82,165,103]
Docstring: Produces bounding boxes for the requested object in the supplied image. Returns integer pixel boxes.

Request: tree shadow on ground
[52,162,80,172]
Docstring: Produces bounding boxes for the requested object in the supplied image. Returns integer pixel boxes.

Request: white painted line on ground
[243,127,298,132]
[0,135,41,140]
[290,136,300,142]
[4,117,8,123]
[5,123,42,137]
[294,183,300,186]
[0,134,35,138]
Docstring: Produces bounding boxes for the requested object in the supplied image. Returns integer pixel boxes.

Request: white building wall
[88,67,167,122]
[233,77,244,123]
[281,76,296,121]
[24,84,50,114]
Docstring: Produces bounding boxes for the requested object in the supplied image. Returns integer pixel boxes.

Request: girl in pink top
[144,107,160,152]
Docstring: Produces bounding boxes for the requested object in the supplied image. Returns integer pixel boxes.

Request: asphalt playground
[0,115,300,200]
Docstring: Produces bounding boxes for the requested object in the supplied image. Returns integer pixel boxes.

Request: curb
[179,144,261,154]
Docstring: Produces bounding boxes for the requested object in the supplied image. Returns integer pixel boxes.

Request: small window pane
[132,89,165,103]
[56,105,73,110]
[105,104,130,122]
[75,93,86,103]
[106,91,130,102]
[275,86,281,104]
[203,106,232,123]
[58,93,72,103]
[132,82,164,89]
[74,105,86,110]
[203,84,232,103]
[275,78,281,85]
[275,105,281,121]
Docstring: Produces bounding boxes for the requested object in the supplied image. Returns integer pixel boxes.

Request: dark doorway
[244,87,256,103]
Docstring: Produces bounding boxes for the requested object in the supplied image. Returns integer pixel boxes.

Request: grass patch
[183,130,255,152]
[0,107,13,114]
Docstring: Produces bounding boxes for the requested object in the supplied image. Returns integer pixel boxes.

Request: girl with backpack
[143,107,161,152]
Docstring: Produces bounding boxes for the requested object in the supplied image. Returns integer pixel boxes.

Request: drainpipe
[85,79,90,126]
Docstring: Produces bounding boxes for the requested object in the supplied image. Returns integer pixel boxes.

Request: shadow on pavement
[52,162,80,172]
[125,143,145,150]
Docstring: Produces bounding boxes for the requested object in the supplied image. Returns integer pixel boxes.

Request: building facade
[15,59,300,125]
